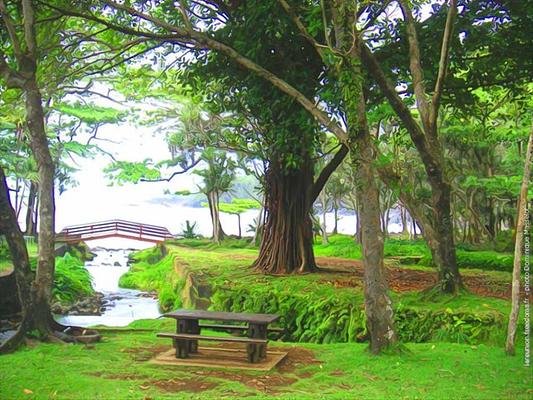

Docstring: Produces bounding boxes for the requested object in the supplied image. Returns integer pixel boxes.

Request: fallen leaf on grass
[23,389,33,395]
[362,372,379,381]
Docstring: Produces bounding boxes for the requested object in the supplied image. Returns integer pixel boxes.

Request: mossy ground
[0,318,529,400]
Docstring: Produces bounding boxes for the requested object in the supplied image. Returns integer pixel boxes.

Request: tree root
[0,326,26,354]
[49,316,101,343]
[0,320,101,353]
[52,326,101,344]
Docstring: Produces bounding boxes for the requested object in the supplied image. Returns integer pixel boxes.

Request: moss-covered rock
[54,241,95,261]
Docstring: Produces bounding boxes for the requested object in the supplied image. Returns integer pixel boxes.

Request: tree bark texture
[24,181,37,236]
[320,190,329,245]
[252,158,317,274]
[349,99,398,354]
[24,81,57,331]
[506,126,533,355]
[0,166,34,353]
[331,0,398,351]
[207,190,225,243]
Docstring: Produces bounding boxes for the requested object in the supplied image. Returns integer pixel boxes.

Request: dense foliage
[0,240,93,305]
[124,243,511,345]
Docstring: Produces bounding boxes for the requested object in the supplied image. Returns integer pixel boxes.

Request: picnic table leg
[175,337,189,358]
[174,319,190,358]
[247,323,267,363]
[188,319,200,353]
[176,319,199,355]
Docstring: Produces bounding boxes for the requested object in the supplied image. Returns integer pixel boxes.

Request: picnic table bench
[157,309,281,363]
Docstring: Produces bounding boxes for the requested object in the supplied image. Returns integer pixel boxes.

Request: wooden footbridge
[56,219,175,244]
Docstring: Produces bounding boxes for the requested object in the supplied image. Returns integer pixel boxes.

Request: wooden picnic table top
[163,309,279,325]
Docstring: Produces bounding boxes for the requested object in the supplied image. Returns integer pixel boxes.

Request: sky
[53,119,263,240]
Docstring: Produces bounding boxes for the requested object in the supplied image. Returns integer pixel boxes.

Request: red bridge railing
[56,219,175,244]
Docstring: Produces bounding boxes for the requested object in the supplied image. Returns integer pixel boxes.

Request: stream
[55,248,160,327]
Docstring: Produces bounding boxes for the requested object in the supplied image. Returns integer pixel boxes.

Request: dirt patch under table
[150,377,219,393]
[150,343,319,396]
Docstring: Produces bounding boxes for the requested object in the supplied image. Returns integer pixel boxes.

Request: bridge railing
[56,220,174,243]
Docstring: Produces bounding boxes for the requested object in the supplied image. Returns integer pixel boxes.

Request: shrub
[119,250,183,312]
[158,280,185,311]
[181,220,199,239]
[210,284,505,345]
[493,230,515,253]
[53,253,94,304]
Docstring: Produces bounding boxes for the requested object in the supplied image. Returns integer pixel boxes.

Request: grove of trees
[0,0,531,355]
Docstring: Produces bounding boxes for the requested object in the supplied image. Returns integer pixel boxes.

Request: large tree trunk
[350,97,397,354]
[399,189,463,294]
[331,0,398,346]
[0,166,34,354]
[206,190,225,243]
[24,181,37,236]
[24,82,57,332]
[506,127,533,355]
[427,182,463,293]
[253,158,317,274]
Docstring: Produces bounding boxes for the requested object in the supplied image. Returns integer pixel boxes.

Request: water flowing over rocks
[55,248,160,327]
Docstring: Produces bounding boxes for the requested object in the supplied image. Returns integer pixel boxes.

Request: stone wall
[173,259,212,310]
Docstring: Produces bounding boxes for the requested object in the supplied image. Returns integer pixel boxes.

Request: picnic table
[157,309,280,363]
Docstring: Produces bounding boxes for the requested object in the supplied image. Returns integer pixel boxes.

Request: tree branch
[277,0,328,59]
[0,51,25,88]
[0,0,23,62]
[140,158,202,182]
[361,2,391,32]
[360,44,427,152]
[360,43,447,187]
[39,1,188,42]
[178,0,193,31]
[21,0,37,59]
[398,0,431,133]
[429,0,457,132]
[59,0,348,144]
[311,144,349,202]
[188,32,348,143]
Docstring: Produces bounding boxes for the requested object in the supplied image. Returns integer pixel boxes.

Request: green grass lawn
[123,243,512,315]
[0,319,529,400]
[314,235,515,272]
